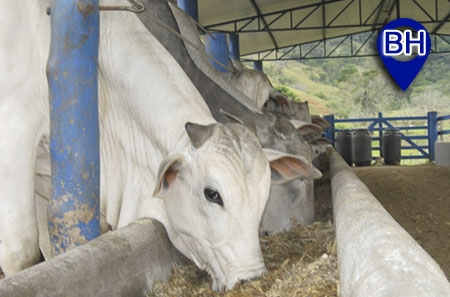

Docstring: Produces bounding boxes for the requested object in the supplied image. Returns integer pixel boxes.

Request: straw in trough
[148,221,338,297]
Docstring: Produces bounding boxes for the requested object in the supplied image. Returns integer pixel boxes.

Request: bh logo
[377,18,431,91]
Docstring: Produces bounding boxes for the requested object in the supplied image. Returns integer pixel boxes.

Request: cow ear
[263,148,322,184]
[153,155,186,198]
[297,124,323,141]
[219,109,244,124]
[268,90,291,109]
[311,115,331,129]
[290,120,323,139]
[310,137,331,146]
[220,110,258,135]
[185,122,215,148]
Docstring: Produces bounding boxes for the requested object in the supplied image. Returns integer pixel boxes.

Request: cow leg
[0,1,50,275]
[34,135,53,260]
[0,114,43,275]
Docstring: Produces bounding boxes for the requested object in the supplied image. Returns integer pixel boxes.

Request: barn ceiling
[196,0,450,60]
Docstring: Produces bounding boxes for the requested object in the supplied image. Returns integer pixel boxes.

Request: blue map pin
[377,18,431,91]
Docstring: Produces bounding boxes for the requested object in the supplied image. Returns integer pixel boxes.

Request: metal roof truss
[247,32,450,60]
[199,0,450,60]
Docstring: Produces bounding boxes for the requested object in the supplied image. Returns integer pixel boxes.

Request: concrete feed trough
[0,220,180,297]
[330,149,450,297]
[1,149,450,296]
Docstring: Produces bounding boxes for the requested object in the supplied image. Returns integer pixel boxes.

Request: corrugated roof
[197,0,450,60]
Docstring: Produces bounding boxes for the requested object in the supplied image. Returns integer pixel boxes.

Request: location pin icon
[377,18,431,91]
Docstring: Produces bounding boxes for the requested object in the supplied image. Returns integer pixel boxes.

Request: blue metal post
[46,0,100,255]
[228,33,240,61]
[177,0,198,21]
[323,114,335,146]
[378,112,383,157]
[253,60,263,71]
[427,111,438,161]
[205,32,229,72]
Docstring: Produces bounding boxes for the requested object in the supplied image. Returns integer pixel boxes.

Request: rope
[46,0,235,72]
[102,0,145,13]
[147,3,235,73]
[47,1,145,15]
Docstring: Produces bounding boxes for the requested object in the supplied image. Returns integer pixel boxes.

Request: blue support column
[378,112,383,157]
[177,0,198,21]
[205,33,229,72]
[46,0,100,255]
[323,114,335,146]
[228,33,240,61]
[253,60,263,71]
[427,111,438,161]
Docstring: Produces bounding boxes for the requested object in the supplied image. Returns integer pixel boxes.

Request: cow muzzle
[220,262,267,291]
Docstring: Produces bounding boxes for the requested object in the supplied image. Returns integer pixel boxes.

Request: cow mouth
[212,262,267,291]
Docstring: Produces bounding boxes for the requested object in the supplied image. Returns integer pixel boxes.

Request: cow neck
[134,0,260,123]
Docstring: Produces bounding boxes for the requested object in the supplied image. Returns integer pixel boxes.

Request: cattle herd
[0,0,330,291]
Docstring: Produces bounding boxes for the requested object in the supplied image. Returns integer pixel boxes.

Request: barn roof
[197,0,450,60]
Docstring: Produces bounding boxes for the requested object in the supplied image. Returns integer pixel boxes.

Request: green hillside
[262,54,450,119]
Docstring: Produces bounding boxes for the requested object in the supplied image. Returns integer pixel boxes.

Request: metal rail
[324,111,450,161]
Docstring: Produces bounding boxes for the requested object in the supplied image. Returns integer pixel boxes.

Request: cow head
[228,69,274,110]
[147,122,313,290]
[218,111,323,235]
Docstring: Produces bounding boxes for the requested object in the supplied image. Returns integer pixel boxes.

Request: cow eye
[204,188,223,207]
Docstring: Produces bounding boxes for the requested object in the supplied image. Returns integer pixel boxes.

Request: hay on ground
[148,221,338,297]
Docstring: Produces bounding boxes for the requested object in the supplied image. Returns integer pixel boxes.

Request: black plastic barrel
[382,129,402,165]
[336,129,353,166]
[352,129,372,167]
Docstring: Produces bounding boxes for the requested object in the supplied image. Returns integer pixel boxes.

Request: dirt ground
[353,165,450,280]
[314,164,450,280]
[315,165,450,280]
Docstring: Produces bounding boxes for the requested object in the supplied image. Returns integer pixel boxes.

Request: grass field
[262,60,450,166]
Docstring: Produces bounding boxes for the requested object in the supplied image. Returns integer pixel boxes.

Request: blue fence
[323,112,450,162]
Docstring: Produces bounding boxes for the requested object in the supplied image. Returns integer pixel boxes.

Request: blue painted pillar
[179,0,232,72]
[253,60,263,71]
[378,112,384,157]
[228,33,240,61]
[46,0,100,255]
[324,114,335,146]
[427,111,438,161]
[205,33,229,72]
[177,0,198,21]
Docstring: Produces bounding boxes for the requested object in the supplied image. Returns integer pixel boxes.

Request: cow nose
[227,269,265,291]
[242,274,263,284]
[233,263,266,283]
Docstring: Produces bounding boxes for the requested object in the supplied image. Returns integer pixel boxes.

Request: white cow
[228,67,274,111]
[168,4,322,235]
[0,0,311,291]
